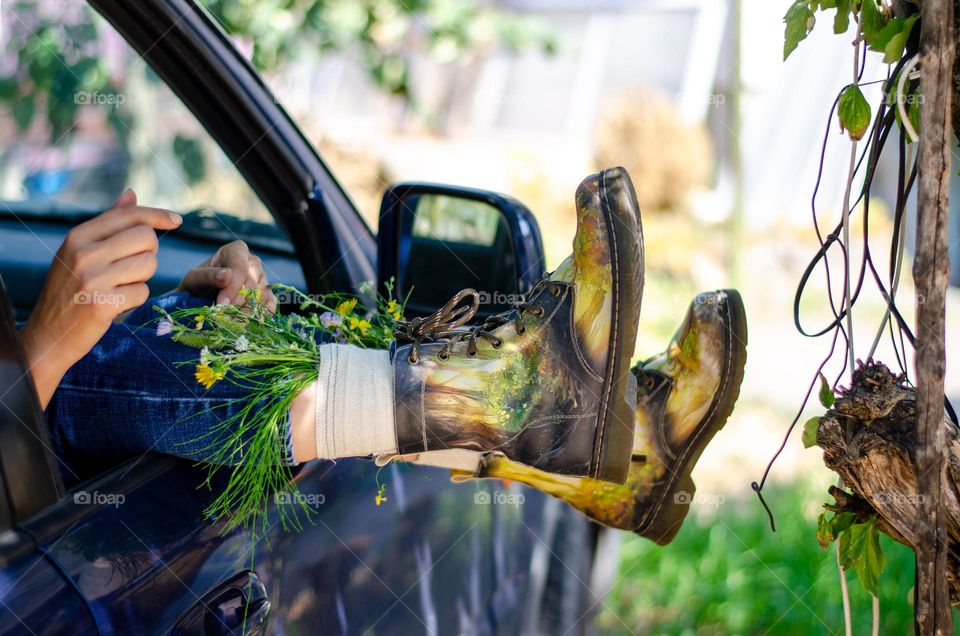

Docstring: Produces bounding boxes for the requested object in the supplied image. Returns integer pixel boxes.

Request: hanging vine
[751,0,960,618]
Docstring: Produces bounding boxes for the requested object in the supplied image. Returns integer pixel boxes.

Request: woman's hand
[177,240,276,313]
[20,189,182,408]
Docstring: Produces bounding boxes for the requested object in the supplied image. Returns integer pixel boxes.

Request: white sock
[315,344,397,459]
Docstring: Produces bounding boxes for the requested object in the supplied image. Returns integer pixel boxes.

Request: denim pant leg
[45,292,296,484]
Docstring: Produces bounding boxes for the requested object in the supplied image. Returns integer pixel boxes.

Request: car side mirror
[377,182,546,320]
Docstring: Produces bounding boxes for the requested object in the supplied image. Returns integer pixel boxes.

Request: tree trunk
[914,0,954,630]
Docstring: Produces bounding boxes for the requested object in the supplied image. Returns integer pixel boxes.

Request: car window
[0,2,306,495]
[0,1,273,224]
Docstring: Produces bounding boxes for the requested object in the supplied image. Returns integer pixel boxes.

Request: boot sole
[635,289,748,544]
[591,167,644,484]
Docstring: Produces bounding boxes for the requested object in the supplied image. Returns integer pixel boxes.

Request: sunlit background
[3,0,960,632]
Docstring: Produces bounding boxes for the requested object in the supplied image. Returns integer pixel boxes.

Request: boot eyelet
[644,376,655,389]
[492,338,503,348]
[517,324,526,335]
[467,349,477,358]
[438,351,450,361]
[408,354,419,365]
[550,286,561,298]
[532,307,544,317]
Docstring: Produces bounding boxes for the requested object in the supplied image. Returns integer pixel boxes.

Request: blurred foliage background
[4,0,960,633]
[0,0,552,210]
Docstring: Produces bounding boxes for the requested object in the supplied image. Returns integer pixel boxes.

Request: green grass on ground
[597,481,959,635]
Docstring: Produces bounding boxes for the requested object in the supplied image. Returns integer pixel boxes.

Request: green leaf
[870,13,918,58]
[830,511,857,535]
[835,519,886,596]
[859,0,888,46]
[906,93,921,138]
[834,0,852,33]
[784,1,816,60]
[12,93,35,132]
[838,523,854,567]
[837,84,872,141]
[802,416,821,448]
[817,372,836,408]
[853,521,885,596]
[839,520,870,570]
[870,18,903,53]
[172,134,206,185]
[816,513,834,549]
[883,14,918,63]
[0,76,18,100]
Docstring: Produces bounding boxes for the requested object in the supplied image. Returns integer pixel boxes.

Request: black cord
[753,63,958,530]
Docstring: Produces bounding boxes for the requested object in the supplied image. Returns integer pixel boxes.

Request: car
[0,1,607,634]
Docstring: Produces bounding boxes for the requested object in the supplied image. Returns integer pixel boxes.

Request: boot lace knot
[396,277,566,364]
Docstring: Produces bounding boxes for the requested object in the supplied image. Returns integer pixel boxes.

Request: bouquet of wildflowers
[154,281,405,535]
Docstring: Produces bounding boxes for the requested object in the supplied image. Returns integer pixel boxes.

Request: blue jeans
[44,292,295,485]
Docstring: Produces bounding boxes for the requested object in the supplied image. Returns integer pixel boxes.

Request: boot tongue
[550,255,576,283]
[644,304,718,450]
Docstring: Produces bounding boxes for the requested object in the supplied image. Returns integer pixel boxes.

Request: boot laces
[395,276,565,364]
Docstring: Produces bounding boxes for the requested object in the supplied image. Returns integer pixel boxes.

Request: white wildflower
[357,280,375,295]
[200,347,211,365]
[234,335,249,352]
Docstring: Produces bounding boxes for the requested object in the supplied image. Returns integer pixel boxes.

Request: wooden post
[913,0,955,633]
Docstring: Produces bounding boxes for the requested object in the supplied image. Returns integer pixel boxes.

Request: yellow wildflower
[194,316,204,329]
[241,287,262,303]
[195,363,224,389]
[348,317,371,335]
[335,298,357,316]
[375,484,388,506]
[386,299,402,320]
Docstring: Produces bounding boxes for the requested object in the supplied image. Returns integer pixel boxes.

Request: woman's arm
[20,189,181,408]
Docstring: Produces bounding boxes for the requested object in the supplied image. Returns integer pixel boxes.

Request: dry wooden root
[816,360,960,604]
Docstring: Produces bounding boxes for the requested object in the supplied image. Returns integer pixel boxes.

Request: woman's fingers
[105,251,159,286]
[96,224,160,263]
[112,282,151,313]
[180,266,231,294]
[180,240,274,310]
[215,241,251,305]
[113,188,137,208]
[76,205,182,242]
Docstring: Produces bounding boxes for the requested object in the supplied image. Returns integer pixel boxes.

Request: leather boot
[391,167,644,483]
[452,290,747,544]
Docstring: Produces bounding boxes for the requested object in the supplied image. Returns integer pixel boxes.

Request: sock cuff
[315,344,395,459]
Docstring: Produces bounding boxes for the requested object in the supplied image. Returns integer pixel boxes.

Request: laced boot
[391,167,644,482]
[452,290,747,544]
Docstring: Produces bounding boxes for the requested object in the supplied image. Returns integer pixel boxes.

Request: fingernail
[216,268,230,282]
[216,293,229,305]
[169,212,183,225]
